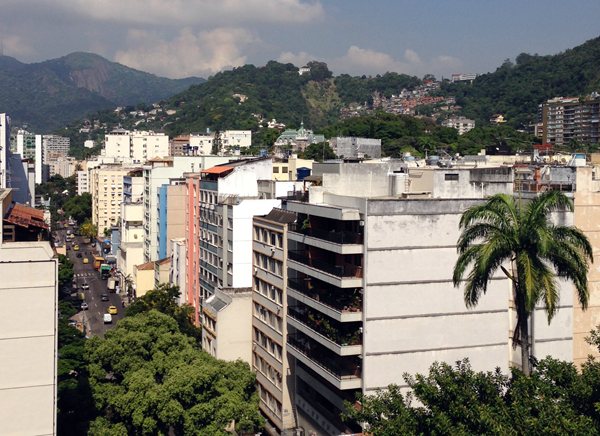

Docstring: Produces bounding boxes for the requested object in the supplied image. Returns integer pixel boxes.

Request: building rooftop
[137,261,155,271]
[4,203,48,230]
[264,207,297,225]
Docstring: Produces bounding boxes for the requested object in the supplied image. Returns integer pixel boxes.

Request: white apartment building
[104,129,169,163]
[47,157,75,179]
[189,130,252,155]
[442,116,476,135]
[77,170,89,195]
[116,201,144,290]
[329,137,382,158]
[90,165,130,234]
[281,162,574,436]
[0,189,58,436]
[169,238,186,304]
[15,131,44,184]
[42,135,70,163]
[0,114,10,189]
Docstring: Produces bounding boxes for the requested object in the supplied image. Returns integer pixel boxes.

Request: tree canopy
[125,283,201,341]
[63,192,92,224]
[345,356,600,435]
[86,310,264,435]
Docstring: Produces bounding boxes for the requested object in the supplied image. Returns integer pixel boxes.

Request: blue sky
[0,0,598,79]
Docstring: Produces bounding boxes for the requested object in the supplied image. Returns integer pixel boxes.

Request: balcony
[288,305,362,356]
[287,250,363,288]
[288,223,363,255]
[287,333,362,390]
[287,278,362,322]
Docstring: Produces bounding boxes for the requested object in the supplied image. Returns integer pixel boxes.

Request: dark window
[445,174,459,181]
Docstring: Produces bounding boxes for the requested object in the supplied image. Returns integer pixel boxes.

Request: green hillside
[441,36,600,129]
[0,52,205,131]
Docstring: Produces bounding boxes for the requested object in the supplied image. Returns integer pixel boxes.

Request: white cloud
[3,36,37,58]
[7,0,324,26]
[114,27,260,78]
[279,46,463,78]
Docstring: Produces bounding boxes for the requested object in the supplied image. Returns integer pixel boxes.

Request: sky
[0,0,599,80]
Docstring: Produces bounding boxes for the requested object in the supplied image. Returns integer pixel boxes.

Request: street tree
[58,254,74,288]
[125,283,201,340]
[63,193,92,224]
[453,191,593,374]
[86,310,264,436]
[79,220,98,239]
[212,130,222,155]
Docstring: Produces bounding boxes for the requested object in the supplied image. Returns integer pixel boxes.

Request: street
[60,226,124,338]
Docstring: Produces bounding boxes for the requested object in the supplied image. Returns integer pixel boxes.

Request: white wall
[0,242,57,436]
[231,199,281,288]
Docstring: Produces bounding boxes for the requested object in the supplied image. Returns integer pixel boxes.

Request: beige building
[134,261,155,297]
[272,157,314,181]
[90,165,130,234]
[154,258,171,286]
[252,209,297,432]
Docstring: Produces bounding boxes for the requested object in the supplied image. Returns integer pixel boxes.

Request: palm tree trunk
[520,309,530,376]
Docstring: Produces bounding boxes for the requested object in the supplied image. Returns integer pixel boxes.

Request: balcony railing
[288,334,361,380]
[289,224,363,245]
[288,306,362,346]
[288,251,362,279]
[288,278,362,313]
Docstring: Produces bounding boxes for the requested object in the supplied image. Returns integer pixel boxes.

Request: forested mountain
[441,36,600,129]
[0,52,204,131]
[160,61,422,137]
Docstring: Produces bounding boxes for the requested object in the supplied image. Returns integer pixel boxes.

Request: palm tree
[453,191,593,375]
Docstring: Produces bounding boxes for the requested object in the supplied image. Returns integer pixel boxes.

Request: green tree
[86,310,264,435]
[344,357,600,435]
[212,130,222,155]
[125,283,201,340]
[63,193,92,224]
[302,141,336,162]
[58,254,75,289]
[453,191,593,375]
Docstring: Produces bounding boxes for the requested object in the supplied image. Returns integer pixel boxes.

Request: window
[273,167,280,173]
[282,166,288,173]
[445,173,459,181]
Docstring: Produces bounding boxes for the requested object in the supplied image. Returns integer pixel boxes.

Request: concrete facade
[104,129,169,163]
[329,137,382,159]
[116,202,144,290]
[90,166,130,235]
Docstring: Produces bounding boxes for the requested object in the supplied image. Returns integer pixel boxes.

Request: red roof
[202,166,234,174]
[4,204,48,230]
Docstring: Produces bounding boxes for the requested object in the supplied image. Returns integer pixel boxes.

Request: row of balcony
[288,305,362,348]
[288,251,362,279]
[288,278,361,315]
[288,223,363,245]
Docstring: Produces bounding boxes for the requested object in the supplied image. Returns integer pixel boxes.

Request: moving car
[73,245,79,251]
[107,306,118,315]
[76,253,82,258]
[103,313,112,324]
[83,258,89,264]
[101,294,109,301]
[81,283,89,290]
[81,302,89,310]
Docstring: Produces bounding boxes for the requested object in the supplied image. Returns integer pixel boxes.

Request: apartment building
[170,135,189,156]
[252,209,297,432]
[115,201,144,290]
[441,116,476,135]
[42,135,70,163]
[451,72,479,82]
[77,170,89,195]
[189,130,252,155]
[170,238,186,304]
[157,180,186,259]
[90,165,130,235]
[143,156,238,263]
[280,161,577,436]
[329,137,382,159]
[0,189,58,436]
[0,114,10,189]
[123,170,144,203]
[542,95,600,146]
[14,131,44,184]
[104,129,169,163]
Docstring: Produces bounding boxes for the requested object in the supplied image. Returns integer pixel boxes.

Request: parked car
[101,294,109,302]
[81,302,89,310]
[81,283,89,290]
[107,306,118,315]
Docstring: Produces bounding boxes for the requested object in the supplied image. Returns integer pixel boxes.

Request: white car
[103,313,112,324]
[81,283,89,290]
[81,302,89,310]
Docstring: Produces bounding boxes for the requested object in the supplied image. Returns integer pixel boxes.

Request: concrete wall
[331,137,382,159]
[230,199,282,288]
[166,184,186,258]
[215,289,253,364]
[432,167,513,199]
[362,197,574,392]
[135,267,155,297]
[0,242,57,436]
[574,166,600,366]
